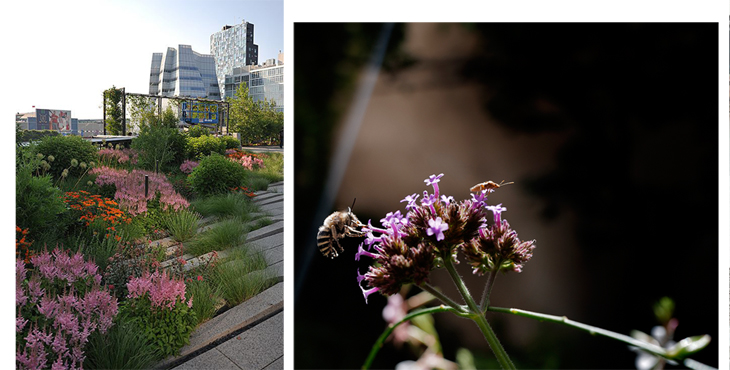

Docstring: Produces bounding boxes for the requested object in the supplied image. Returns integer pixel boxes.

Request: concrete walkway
[159,181,284,370]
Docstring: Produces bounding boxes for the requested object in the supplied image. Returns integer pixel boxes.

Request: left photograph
[12,1,283,369]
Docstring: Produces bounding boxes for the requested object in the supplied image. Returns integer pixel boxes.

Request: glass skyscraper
[210,20,259,98]
[149,44,220,100]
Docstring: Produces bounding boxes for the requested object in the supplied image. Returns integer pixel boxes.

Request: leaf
[665,335,711,360]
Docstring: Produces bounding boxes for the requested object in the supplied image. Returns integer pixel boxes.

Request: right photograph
[294,23,719,369]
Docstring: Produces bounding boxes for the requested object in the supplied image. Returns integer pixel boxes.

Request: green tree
[161,105,179,129]
[227,83,261,144]
[104,86,123,135]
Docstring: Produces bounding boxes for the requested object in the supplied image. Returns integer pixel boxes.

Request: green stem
[419,283,467,314]
[488,306,669,358]
[362,305,467,370]
[443,255,515,369]
[479,261,500,312]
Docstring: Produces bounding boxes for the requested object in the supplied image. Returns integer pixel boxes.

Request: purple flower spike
[361,286,380,304]
[426,217,449,241]
[441,195,455,205]
[424,173,444,198]
[355,243,379,261]
[471,191,488,205]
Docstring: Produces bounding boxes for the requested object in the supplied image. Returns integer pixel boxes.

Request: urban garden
[15,116,283,369]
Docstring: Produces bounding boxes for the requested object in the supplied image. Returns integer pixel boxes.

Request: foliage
[123,270,196,358]
[16,130,60,143]
[246,152,283,190]
[91,166,189,216]
[32,135,98,179]
[16,145,68,244]
[103,241,175,300]
[191,192,260,221]
[161,106,179,129]
[104,86,124,135]
[186,154,247,197]
[186,135,227,159]
[16,250,118,370]
[186,125,211,138]
[132,124,187,172]
[163,210,202,242]
[185,218,247,256]
[184,277,222,325]
[83,310,160,370]
[227,83,283,144]
[220,135,240,149]
[212,247,274,306]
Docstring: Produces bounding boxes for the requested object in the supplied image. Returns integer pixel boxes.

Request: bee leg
[329,224,345,254]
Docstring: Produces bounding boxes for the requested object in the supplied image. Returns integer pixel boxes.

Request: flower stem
[487,306,669,358]
[443,254,515,370]
[362,305,466,370]
[479,260,500,312]
[419,283,467,314]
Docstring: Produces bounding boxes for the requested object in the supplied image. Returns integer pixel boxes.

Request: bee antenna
[350,198,357,211]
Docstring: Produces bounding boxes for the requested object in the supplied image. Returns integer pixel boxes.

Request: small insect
[470,180,514,193]
[317,201,366,259]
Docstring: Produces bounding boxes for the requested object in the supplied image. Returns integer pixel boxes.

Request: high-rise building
[223,60,284,113]
[210,20,259,98]
[149,44,220,100]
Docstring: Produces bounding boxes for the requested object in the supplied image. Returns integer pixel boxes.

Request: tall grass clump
[186,218,247,256]
[83,311,160,369]
[212,247,275,306]
[191,192,260,222]
[163,210,202,242]
[185,278,223,325]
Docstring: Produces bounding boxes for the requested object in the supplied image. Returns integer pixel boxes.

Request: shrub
[17,129,60,143]
[186,125,211,138]
[220,135,240,150]
[16,145,69,244]
[163,210,202,242]
[32,135,97,179]
[186,135,226,159]
[16,250,118,369]
[123,270,196,358]
[187,154,247,197]
[132,125,187,172]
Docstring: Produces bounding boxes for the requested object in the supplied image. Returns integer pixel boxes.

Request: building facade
[210,20,259,98]
[149,44,220,100]
[223,61,284,113]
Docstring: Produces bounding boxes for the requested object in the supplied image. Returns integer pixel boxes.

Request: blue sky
[6,0,283,118]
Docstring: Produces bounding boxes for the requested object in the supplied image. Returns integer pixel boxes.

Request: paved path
[158,181,284,370]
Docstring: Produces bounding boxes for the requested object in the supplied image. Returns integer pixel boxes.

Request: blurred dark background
[294,23,718,369]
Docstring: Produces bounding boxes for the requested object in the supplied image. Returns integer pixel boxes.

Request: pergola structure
[103,88,230,136]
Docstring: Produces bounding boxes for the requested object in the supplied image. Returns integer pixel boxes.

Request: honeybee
[470,180,514,193]
[317,206,366,259]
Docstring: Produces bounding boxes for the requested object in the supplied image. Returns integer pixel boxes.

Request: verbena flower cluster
[356,174,536,303]
[98,148,138,167]
[127,270,192,310]
[225,149,265,171]
[179,159,199,174]
[16,249,118,369]
[90,166,189,215]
